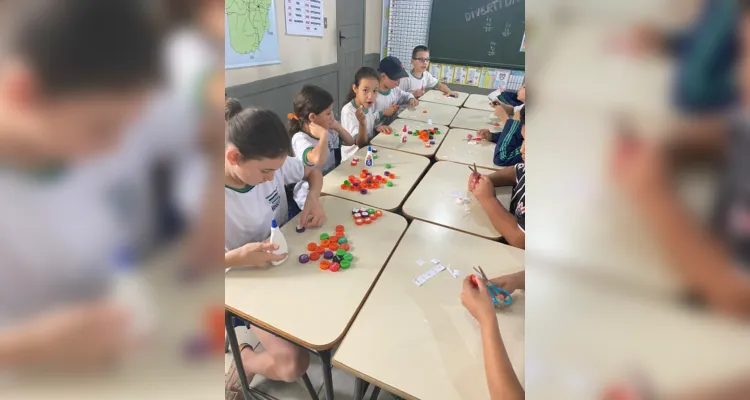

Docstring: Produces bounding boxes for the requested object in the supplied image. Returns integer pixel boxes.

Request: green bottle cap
[386,181,393,187]
[337,237,347,244]
[340,260,351,269]
[336,249,346,257]
[344,253,353,261]
[320,233,329,240]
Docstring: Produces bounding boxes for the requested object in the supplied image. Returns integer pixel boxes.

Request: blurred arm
[639,184,750,318]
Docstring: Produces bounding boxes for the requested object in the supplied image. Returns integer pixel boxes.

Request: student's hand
[408,98,419,108]
[237,241,286,267]
[355,105,367,124]
[300,197,325,228]
[330,119,343,132]
[461,275,497,326]
[25,302,133,370]
[493,104,510,119]
[309,122,329,139]
[447,91,459,98]
[489,271,525,298]
[383,104,399,117]
[477,129,492,141]
[618,24,664,55]
[513,109,522,121]
[470,175,496,202]
[413,88,425,98]
[375,125,392,135]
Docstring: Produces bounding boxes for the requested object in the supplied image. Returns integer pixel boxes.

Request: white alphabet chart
[284,0,324,37]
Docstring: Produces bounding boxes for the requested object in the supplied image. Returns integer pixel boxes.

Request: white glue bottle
[270,219,288,265]
[365,146,374,167]
[110,247,157,341]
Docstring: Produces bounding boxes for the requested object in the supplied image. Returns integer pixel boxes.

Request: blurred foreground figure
[622,0,739,115]
[0,0,161,372]
[614,0,750,318]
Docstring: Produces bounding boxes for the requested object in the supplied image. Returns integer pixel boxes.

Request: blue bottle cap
[271,219,278,228]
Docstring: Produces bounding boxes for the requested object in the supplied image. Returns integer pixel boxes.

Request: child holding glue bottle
[224,107,326,392]
[288,84,356,211]
[341,67,393,160]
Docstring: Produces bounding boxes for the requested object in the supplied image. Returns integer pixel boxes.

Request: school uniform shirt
[398,70,440,94]
[667,0,738,113]
[509,163,526,232]
[374,87,415,116]
[340,100,380,161]
[712,112,750,270]
[225,156,305,251]
[291,130,340,209]
[491,118,524,167]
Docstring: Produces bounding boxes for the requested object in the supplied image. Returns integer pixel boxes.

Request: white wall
[365,0,383,55]
[225,0,338,87]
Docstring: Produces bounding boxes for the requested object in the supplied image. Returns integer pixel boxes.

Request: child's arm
[397,87,418,108]
[472,175,525,248]
[342,106,370,148]
[435,82,457,97]
[299,128,330,169]
[225,242,285,268]
[331,120,356,146]
[481,321,525,400]
[298,166,326,227]
[488,167,517,187]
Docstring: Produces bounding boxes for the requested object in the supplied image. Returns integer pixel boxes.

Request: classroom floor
[225,326,398,400]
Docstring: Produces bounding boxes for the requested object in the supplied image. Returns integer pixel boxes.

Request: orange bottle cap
[316,246,324,254]
[355,219,364,225]
[341,243,350,251]
[375,210,383,217]
[328,243,338,251]
[307,243,316,251]
[320,260,330,270]
[310,252,321,261]
[321,239,330,246]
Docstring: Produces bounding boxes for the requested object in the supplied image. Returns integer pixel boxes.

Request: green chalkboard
[428,0,525,70]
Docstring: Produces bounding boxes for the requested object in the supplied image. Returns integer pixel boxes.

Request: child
[288,85,355,210]
[340,67,393,160]
[491,84,526,120]
[479,106,526,167]
[223,107,326,262]
[399,45,457,98]
[374,56,419,122]
[469,124,526,249]
[0,0,161,369]
[460,272,525,400]
[224,108,326,391]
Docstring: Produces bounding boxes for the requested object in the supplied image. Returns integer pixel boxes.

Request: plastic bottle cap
[271,219,278,228]
[337,237,347,244]
[320,260,330,270]
[321,239,330,246]
[320,233,329,240]
[340,260,351,269]
[328,243,338,251]
[310,252,321,261]
[375,210,383,217]
[386,181,394,187]
[366,208,375,214]
[332,255,343,263]
[336,225,345,232]
[307,243,317,251]
[316,246,324,254]
[336,249,346,257]
[344,253,353,261]
[323,250,334,259]
[355,219,364,225]
[364,218,372,224]
[299,254,310,264]
[341,243,350,251]
[360,189,368,194]
[329,263,341,272]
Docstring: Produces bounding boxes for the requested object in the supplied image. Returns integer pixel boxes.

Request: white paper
[416,259,425,266]
[284,0,324,37]
[430,259,440,264]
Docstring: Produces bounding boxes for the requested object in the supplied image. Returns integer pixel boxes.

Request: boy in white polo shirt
[374,56,418,124]
[399,45,458,98]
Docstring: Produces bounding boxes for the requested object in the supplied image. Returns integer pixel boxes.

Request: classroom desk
[418,89,469,107]
[370,118,449,157]
[397,102,459,126]
[463,94,495,111]
[450,108,502,131]
[225,196,408,400]
[321,146,430,211]
[435,128,503,171]
[528,106,692,299]
[402,161,511,241]
[333,220,525,400]
[525,264,750,399]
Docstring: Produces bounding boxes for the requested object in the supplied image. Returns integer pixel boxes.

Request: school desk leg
[225,310,253,400]
[317,349,335,400]
[301,372,320,400]
[354,377,368,400]
[369,387,381,400]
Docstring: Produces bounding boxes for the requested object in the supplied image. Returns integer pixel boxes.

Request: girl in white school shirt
[224,106,326,391]
[340,67,393,160]
[288,85,355,210]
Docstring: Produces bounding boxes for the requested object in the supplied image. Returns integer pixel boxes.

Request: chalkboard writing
[429,0,525,70]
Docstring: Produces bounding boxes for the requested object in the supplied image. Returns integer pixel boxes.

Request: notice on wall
[429,63,442,81]
[440,65,455,83]
[453,66,467,85]
[285,0,324,37]
[466,67,481,86]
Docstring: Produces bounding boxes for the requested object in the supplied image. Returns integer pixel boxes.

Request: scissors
[472,266,513,306]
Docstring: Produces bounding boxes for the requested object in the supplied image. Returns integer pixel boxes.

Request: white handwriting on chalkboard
[488,41,497,56]
[502,23,511,37]
[465,0,522,23]
[484,17,492,32]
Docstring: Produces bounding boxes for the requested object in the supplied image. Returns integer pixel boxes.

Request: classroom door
[336,0,365,113]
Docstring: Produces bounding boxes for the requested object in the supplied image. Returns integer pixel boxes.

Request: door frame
[335,0,366,113]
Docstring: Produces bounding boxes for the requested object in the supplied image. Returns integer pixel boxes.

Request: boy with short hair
[374,56,418,124]
[0,0,161,368]
[399,45,457,98]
